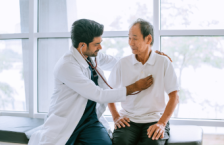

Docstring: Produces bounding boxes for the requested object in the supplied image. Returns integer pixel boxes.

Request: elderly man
[108,18,179,145]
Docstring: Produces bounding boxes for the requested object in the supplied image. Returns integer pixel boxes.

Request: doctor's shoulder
[53,53,81,76]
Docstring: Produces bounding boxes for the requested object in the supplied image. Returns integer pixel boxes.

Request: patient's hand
[147,122,166,140]
[155,50,172,62]
[114,116,130,129]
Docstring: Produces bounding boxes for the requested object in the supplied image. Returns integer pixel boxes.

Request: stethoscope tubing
[80,45,141,95]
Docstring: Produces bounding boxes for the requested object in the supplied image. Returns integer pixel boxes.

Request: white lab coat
[27,46,126,145]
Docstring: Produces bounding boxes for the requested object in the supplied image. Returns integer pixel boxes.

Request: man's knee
[113,131,138,145]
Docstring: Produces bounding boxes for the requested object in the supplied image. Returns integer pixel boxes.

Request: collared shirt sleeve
[97,52,118,71]
[164,58,179,94]
[108,61,122,88]
[54,60,126,104]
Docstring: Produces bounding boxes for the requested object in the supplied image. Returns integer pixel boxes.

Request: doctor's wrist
[126,83,138,95]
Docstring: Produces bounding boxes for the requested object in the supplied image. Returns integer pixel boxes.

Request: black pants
[112,121,170,145]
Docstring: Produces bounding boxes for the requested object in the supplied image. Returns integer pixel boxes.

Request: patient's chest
[120,61,164,88]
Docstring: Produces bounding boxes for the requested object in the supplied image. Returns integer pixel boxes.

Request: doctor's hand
[155,50,172,62]
[147,122,166,140]
[114,116,130,129]
[126,75,153,95]
[135,75,153,91]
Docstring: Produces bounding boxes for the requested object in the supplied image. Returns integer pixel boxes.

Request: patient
[108,18,179,145]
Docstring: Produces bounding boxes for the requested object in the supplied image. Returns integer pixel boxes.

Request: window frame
[0,0,224,128]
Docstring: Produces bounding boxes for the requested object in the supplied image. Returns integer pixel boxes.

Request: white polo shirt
[108,51,179,123]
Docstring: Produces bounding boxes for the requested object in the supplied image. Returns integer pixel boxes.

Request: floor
[0,134,224,145]
[203,134,224,145]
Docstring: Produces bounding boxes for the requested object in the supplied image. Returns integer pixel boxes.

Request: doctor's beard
[85,46,100,57]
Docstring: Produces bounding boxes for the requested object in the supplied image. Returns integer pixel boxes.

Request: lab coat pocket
[41,114,67,143]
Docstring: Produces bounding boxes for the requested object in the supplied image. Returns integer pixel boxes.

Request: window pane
[38,0,153,32]
[75,0,153,31]
[0,0,29,33]
[161,36,224,119]
[38,38,70,112]
[161,0,224,29]
[0,39,29,111]
[101,37,130,79]
[101,37,130,116]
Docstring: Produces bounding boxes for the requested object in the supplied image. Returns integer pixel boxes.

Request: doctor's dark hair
[131,18,154,46]
[71,19,104,48]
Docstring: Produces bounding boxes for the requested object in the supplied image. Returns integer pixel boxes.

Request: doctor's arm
[97,52,118,71]
[55,61,152,104]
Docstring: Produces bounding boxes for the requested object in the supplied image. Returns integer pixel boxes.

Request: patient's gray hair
[131,18,154,46]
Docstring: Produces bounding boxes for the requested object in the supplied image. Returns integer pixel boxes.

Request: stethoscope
[80,45,141,95]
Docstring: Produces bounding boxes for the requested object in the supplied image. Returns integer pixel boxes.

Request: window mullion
[0,34,29,39]
[160,30,224,36]
[28,0,38,118]
[153,0,160,51]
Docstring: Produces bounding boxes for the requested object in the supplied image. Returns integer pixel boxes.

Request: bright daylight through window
[0,0,224,144]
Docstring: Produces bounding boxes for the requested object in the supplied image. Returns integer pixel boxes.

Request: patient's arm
[108,103,130,129]
[155,50,172,62]
[147,90,179,140]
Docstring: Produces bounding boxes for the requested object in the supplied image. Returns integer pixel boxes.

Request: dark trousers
[112,121,170,145]
[66,121,112,145]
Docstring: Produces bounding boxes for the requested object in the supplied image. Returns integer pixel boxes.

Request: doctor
[28,19,154,145]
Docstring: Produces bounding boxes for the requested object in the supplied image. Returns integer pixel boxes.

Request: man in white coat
[28,19,154,145]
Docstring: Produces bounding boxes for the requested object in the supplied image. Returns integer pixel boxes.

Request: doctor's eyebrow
[95,40,103,44]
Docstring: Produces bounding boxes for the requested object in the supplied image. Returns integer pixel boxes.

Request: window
[160,0,224,121]
[0,0,224,143]
[0,39,29,111]
[0,0,29,112]
[0,0,29,33]
[161,0,224,29]
[161,37,224,119]
[38,0,153,32]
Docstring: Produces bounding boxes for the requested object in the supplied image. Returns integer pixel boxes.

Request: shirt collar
[69,46,89,69]
[132,50,156,65]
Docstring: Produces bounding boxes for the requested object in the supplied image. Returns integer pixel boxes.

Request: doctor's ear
[78,43,85,48]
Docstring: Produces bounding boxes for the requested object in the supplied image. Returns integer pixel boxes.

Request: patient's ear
[145,34,152,45]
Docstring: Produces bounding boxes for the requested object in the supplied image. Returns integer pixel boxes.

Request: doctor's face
[128,23,151,55]
[85,36,103,57]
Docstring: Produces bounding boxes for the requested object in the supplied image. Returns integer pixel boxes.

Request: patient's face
[128,24,150,55]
